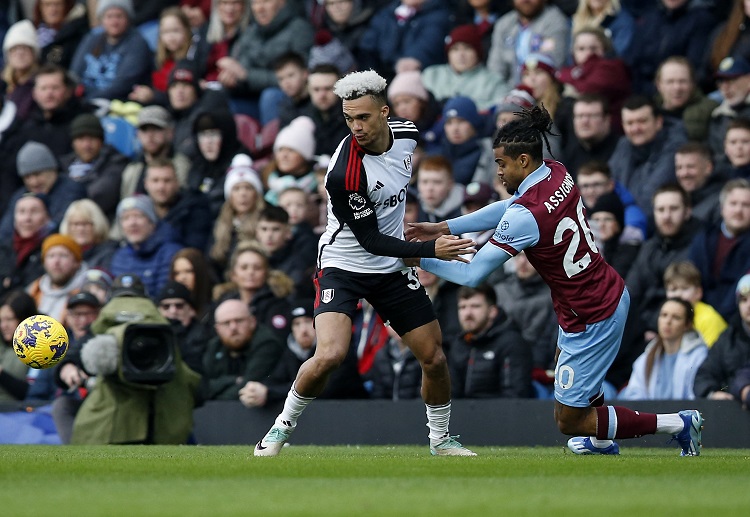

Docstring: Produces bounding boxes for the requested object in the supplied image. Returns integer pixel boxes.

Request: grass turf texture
[1,446,749,516]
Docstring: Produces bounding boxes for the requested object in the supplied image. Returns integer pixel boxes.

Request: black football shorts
[313,267,437,336]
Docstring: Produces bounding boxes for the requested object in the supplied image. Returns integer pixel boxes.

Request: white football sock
[426,402,451,447]
[274,384,315,429]
[656,414,684,435]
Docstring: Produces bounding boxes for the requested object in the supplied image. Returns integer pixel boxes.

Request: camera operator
[156,280,209,375]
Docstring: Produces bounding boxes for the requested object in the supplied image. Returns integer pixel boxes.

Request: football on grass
[13,314,69,369]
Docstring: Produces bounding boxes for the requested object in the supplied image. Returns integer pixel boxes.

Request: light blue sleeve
[446,198,515,234]
[422,204,539,287]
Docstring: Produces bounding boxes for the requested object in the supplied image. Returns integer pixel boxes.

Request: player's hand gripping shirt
[318,118,435,273]
[422,160,625,332]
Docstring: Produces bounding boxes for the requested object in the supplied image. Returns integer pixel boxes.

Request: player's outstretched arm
[420,240,513,287]
[405,221,450,242]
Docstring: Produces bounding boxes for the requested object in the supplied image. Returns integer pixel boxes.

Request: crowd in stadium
[1,0,750,442]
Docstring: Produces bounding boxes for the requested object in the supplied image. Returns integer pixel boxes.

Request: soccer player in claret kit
[255,70,478,457]
[407,106,704,456]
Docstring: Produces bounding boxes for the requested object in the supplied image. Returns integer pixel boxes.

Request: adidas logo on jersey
[373,181,385,191]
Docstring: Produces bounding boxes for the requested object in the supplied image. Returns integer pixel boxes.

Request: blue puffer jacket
[109,228,183,299]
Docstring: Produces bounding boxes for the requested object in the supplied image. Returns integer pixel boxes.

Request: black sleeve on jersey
[328,183,436,259]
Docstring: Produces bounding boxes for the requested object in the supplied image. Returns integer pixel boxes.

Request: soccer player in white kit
[255,70,477,457]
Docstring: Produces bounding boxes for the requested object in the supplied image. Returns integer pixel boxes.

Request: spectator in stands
[157,280,209,375]
[144,157,212,251]
[297,64,349,157]
[453,0,505,59]
[276,187,319,294]
[109,195,183,298]
[588,191,640,279]
[255,205,315,293]
[59,199,117,270]
[69,0,153,101]
[2,19,40,119]
[693,273,750,399]
[366,326,422,400]
[274,51,311,127]
[655,56,718,142]
[708,56,750,159]
[387,70,441,144]
[416,155,464,223]
[15,64,92,159]
[562,94,620,179]
[203,298,284,400]
[493,84,536,130]
[557,26,632,136]
[167,59,231,159]
[494,250,557,396]
[416,267,460,349]
[34,0,89,68]
[520,53,562,122]
[187,109,247,217]
[487,0,570,86]
[358,0,452,81]
[576,161,647,242]
[0,141,86,240]
[427,96,495,186]
[674,142,724,226]
[608,95,688,215]
[320,0,375,61]
[191,0,251,83]
[27,233,88,321]
[664,261,727,348]
[625,0,715,95]
[79,268,113,305]
[570,0,635,57]
[689,178,750,320]
[120,105,191,199]
[181,0,211,29]
[0,194,51,296]
[262,115,317,205]
[129,7,194,106]
[239,297,367,406]
[449,283,533,398]
[48,290,100,443]
[212,240,292,338]
[170,247,215,320]
[60,113,128,222]
[619,298,707,400]
[706,0,750,87]
[208,154,265,276]
[0,290,38,401]
[421,23,508,111]
[219,0,314,124]
[722,117,750,180]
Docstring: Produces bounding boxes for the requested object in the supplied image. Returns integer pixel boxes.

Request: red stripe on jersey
[313,269,323,309]
[489,237,519,256]
[345,139,362,191]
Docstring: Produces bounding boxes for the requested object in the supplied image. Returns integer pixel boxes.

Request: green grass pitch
[1,445,749,517]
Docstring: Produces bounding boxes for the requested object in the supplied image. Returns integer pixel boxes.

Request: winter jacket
[358,0,453,80]
[0,232,47,299]
[297,101,351,157]
[119,152,191,200]
[428,136,496,187]
[0,176,87,240]
[367,338,422,400]
[202,323,284,400]
[268,233,317,294]
[71,296,201,444]
[449,309,533,399]
[656,89,718,142]
[0,342,29,401]
[27,265,89,322]
[688,171,725,226]
[693,319,750,397]
[625,2,715,95]
[230,4,314,96]
[689,224,750,321]
[264,336,367,404]
[487,4,570,86]
[109,229,183,299]
[619,331,707,400]
[323,0,374,59]
[708,93,750,160]
[608,119,688,214]
[158,188,213,251]
[40,3,89,69]
[60,144,129,221]
[417,184,464,223]
[561,130,619,182]
[421,64,510,111]
[625,217,703,332]
[69,28,153,101]
[13,96,95,158]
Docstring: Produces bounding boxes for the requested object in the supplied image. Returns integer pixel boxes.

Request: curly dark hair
[493,104,556,161]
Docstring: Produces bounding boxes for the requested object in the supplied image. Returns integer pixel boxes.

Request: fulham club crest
[321,289,335,303]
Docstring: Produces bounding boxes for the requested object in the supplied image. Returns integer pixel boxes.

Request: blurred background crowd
[2,0,750,443]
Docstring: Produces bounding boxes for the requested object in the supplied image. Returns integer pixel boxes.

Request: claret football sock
[595,406,657,440]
